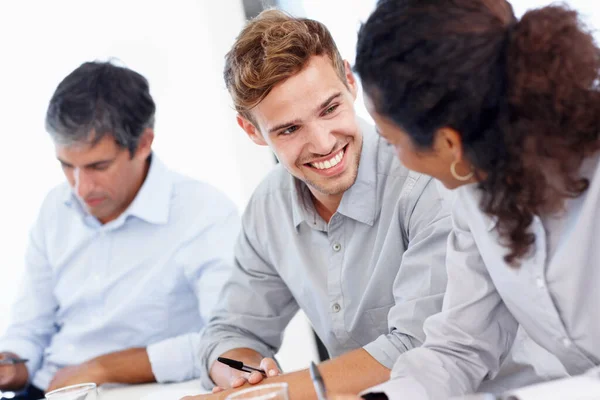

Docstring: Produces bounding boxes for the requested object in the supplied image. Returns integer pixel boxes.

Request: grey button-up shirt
[198,122,451,388]
[374,153,600,399]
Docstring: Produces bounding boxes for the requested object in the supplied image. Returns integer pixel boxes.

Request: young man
[0,61,239,399]
[182,10,451,400]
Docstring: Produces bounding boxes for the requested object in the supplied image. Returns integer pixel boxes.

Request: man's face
[242,55,362,198]
[56,132,153,224]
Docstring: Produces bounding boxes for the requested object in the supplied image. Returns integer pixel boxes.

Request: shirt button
[332,243,342,252]
[562,338,572,348]
[332,303,341,313]
[536,277,545,289]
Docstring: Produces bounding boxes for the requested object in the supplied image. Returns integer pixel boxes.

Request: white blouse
[375,152,600,399]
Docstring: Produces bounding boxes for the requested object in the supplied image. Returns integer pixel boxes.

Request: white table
[99,380,209,400]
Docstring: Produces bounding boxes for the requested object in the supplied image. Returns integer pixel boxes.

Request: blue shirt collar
[63,153,172,226]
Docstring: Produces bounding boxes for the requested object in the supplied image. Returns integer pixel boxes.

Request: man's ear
[237,115,268,146]
[343,60,358,99]
[134,128,154,159]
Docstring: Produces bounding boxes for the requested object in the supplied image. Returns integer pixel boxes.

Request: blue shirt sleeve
[0,210,59,385]
[147,202,240,383]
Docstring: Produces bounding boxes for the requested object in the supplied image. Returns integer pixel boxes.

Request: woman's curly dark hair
[355,0,600,265]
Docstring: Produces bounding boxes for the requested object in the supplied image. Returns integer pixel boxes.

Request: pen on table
[0,358,28,366]
[217,357,267,377]
[309,361,327,400]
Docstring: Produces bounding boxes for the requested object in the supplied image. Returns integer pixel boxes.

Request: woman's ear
[434,127,464,162]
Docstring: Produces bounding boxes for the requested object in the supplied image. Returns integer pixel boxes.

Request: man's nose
[307,124,336,155]
[74,168,93,198]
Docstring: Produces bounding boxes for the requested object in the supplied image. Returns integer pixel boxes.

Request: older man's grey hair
[45,61,156,156]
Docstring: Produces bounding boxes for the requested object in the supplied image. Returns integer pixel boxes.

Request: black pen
[0,358,28,366]
[309,361,327,400]
[217,357,267,377]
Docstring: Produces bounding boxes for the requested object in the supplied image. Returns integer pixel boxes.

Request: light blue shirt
[0,155,240,390]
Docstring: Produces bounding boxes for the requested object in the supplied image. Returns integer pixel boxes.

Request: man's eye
[92,163,110,171]
[324,104,339,115]
[281,125,299,135]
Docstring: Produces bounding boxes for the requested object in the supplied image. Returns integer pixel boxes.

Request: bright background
[1,0,599,374]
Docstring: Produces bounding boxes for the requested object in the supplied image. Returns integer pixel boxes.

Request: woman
[354,0,600,398]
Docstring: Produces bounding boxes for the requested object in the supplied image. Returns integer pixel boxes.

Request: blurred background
[0,0,597,374]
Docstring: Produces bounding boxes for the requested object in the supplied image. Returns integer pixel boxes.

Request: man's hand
[210,349,282,391]
[212,357,281,393]
[0,352,29,391]
[47,360,107,392]
[189,348,390,400]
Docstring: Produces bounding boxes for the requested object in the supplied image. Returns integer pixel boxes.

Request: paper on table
[504,376,600,400]
[99,380,208,400]
[138,382,209,400]
[140,388,201,400]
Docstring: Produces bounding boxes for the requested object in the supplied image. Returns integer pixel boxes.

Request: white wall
[0,0,261,323]
[277,0,377,124]
[0,0,318,374]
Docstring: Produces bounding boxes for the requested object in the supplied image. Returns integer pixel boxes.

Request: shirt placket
[530,217,595,375]
[88,224,112,318]
[327,213,350,344]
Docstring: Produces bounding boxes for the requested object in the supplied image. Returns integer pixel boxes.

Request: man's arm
[47,348,155,392]
[254,349,389,398]
[198,198,300,390]
[147,197,240,384]
[361,189,520,400]
[363,175,451,368]
[47,348,153,392]
[185,348,389,400]
[192,176,450,399]
[49,190,241,391]
[0,205,60,390]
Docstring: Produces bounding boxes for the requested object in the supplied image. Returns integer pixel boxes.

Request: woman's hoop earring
[450,160,474,181]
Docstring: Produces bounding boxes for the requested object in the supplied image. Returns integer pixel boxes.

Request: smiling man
[182,10,451,400]
[0,61,239,399]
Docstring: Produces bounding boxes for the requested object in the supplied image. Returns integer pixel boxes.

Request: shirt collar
[336,120,378,226]
[63,153,172,225]
[291,176,319,230]
[291,119,379,230]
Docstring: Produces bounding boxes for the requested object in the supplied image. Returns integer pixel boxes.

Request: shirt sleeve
[0,211,58,384]
[197,204,299,389]
[147,196,240,383]
[381,192,520,399]
[585,366,600,379]
[363,175,451,369]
